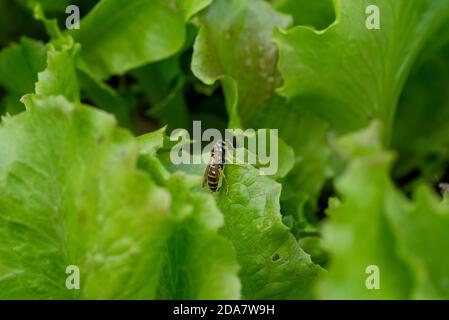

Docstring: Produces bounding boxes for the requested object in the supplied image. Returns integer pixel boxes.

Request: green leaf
[298,236,328,267]
[442,184,449,206]
[273,138,294,180]
[76,68,135,130]
[317,123,414,299]
[133,57,183,107]
[318,122,449,299]
[0,95,173,299]
[154,172,241,299]
[0,95,240,300]
[132,56,189,131]
[0,94,27,116]
[0,1,43,47]
[272,0,335,30]
[36,46,80,102]
[387,187,449,299]
[192,0,291,127]
[0,37,46,96]
[17,0,73,13]
[137,126,168,157]
[250,102,335,234]
[138,130,241,299]
[218,165,323,299]
[146,131,322,299]
[0,37,47,117]
[33,3,67,42]
[392,43,449,186]
[191,0,333,224]
[277,112,334,225]
[184,0,213,19]
[72,0,211,79]
[274,0,449,141]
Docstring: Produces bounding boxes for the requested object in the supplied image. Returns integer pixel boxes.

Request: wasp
[203,140,230,192]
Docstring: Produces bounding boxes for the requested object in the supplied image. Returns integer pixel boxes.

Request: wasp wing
[203,153,215,188]
[203,163,211,187]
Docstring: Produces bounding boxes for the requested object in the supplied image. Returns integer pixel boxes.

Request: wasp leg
[220,170,230,195]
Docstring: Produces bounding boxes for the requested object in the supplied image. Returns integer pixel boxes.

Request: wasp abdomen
[208,165,220,190]
[203,140,229,192]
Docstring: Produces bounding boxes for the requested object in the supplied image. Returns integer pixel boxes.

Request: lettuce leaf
[0,96,240,299]
[218,165,323,299]
[274,0,449,141]
[73,0,212,79]
[318,123,449,299]
[317,123,414,299]
[392,43,449,186]
[138,132,241,299]
[0,95,172,299]
[35,46,80,102]
[192,0,291,127]
[192,0,333,227]
[272,0,335,30]
[0,37,46,115]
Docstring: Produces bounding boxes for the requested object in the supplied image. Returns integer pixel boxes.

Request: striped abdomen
[207,166,220,192]
[204,140,228,192]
